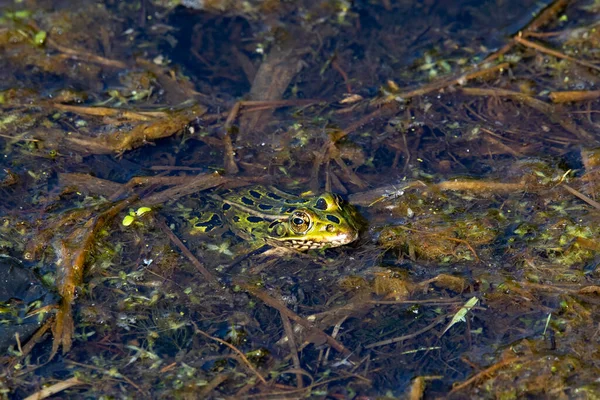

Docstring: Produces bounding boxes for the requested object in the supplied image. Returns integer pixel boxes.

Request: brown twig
[481,128,524,157]
[338,105,393,140]
[394,62,510,101]
[280,312,305,389]
[156,217,220,287]
[222,98,321,173]
[481,0,572,63]
[240,283,356,360]
[193,322,268,385]
[449,356,526,394]
[433,179,526,193]
[461,87,596,142]
[23,377,85,400]
[198,374,231,398]
[513,35,600,72]
[10,316,54,367]
[223,102,241,174]
[332,58,352,93]
[50,103,166,120]
[337,63,508,141]
[364,315,446,349]
[549,90,600,103]
[139,172,229,205]
[522,0,571,32]
[48,39,128,69]
[561,184,600,210]
[333,156,367,189]
[367,298,462,305]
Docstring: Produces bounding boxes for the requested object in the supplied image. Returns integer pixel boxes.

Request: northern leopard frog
[196,186,363,251]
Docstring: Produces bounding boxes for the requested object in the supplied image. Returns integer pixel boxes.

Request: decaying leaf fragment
[50,197,135,357]
[63,105,206,155]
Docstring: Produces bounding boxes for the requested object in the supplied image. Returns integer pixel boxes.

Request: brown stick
[513,36,600,72]
[521,0,571,33]
[223,102,241,174]
[434,179,526,193]
[332,58,352,93]
[449,356,526,394]
[561,184,600,210]
[549,90,600,103]
[193,323,267,385]
[240,283,356,360]
[280,312,305,389]
[481,0,572,63]
[48,39,128,69]
[338,63,508,140]
[24,377,86,400]
[10,316,54,368]
[49,103,166,120]
[365,316,446,349]
[461,87,596,142]
[156,217,220,287]
[394,63,510,101]
[481,128,524,157]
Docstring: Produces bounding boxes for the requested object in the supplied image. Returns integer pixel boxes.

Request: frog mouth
[282,231,359,250]
[326,231,359,246]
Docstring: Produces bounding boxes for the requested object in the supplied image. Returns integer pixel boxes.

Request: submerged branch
[240,283,356,361]
[193,323,268,385]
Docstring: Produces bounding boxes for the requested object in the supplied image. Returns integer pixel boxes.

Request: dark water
[2,0,600,398]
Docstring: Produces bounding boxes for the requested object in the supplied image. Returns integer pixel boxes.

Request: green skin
[210,187,363,251]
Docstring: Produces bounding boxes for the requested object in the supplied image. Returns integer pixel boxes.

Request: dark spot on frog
[267,192,282,200]
[258,204,273,210]
[315,198,327,210]
[247,216,264,223]
[241,197,254,206]
[326,215,341,224]
[195,213,222,231]
[222,203,231,211]
[249,190,262,199]
[233,216,241,223]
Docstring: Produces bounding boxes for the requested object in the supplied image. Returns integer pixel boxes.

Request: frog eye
[315,197,328,210]
[290,211,311,234]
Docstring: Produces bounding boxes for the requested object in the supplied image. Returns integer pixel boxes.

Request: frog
[195,186,363,252]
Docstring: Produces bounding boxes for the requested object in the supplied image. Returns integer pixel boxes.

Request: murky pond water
[2,0,600,398]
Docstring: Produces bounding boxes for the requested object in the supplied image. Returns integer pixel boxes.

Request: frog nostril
[326,224,335,232]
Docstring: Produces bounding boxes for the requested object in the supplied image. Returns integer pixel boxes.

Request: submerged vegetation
[2,0,600,398]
